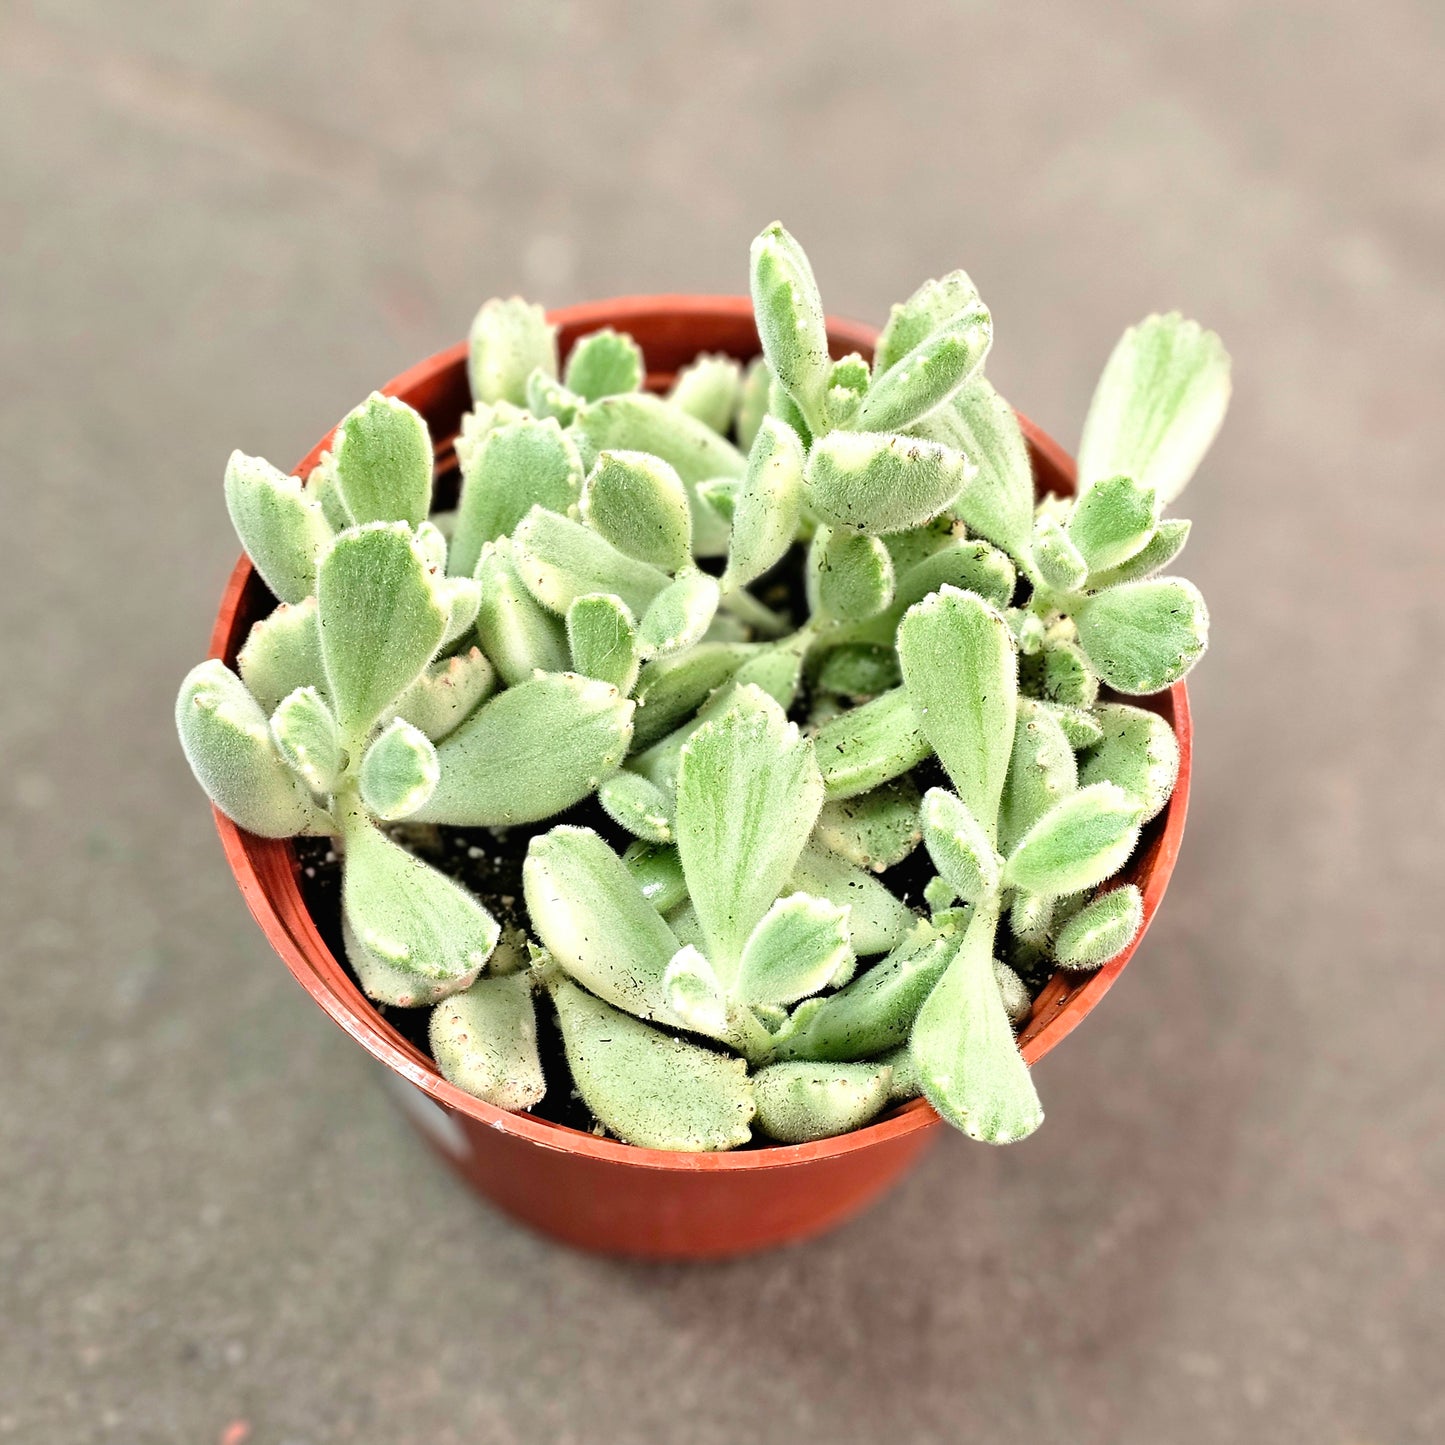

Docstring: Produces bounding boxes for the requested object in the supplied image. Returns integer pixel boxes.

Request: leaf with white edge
[1009,890,1055,947]
[774,928,953,1061]
[176,662,322,837]
[437,576,482,648]
[722,416,807,590]
[270,687,342,795]
[921,787,1003,905]
[468,296,558,406]
[882,1045,922,1101]
[815,777,922,873]
[523,826,682,1023]
[790,842,915,956]
[623,840,688,915]
[551,980,754,1151]
[897,586,1018,836]
[358,718,438,820]
[1004,782,1143,896]
[630,642,750,748]
[388,647,496,742]
[668,353,742,434]
[1079,702,1180,822]
[874,270,984,374]
[912,907,1043,1145]
[661,945,730,1038]
[808,527,895,623]
[1078,312,1231,505]
[1088,518,1191,589]
[223,451,333,604]
[449,417,585,576]
[1047,703,1105,751]
[513,506,671,619]
[917,378,1035,567]
[998,698,1078,855]
[1074,576,1209,695]
[472,540,570,685]
[830,351,872,398]
[857,307,993,432]
[734,893,854,1007]
[638,571,720,660]
[414,519,448,572]
[573,394,741,556]
[525,367,581,425]
[563,327,643,402]
[814,643,901,700]
[694,476,737,524]
[331,393,433,527]
[581,450,692,572]
[237,598,324,712]
[1053,885,1144,971]
[1067,474,1159,573]
[813,687,930,800]
[734,356,772,453]
[923,875,958,915]
[1032,512,1089,591]
[566,593,640,693]
[341,916,476,1008]
[749,221,830,432]
[891,537,1017,615]
[768,375,813,447]
[994,959,1032,1025]
[307,449,354,532]
[1021,636,1099,709]
[733,645,805,710]
[599,769,674,843]
[341,812,499,981]
[675,686,824,975]
[417,673,633,827]
[316,523,448,742]
[430,973,545,1110]
[752,1060,892,1144]
[805,431,973,537]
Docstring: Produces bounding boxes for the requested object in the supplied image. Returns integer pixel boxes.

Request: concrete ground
[3,2,1442,1441]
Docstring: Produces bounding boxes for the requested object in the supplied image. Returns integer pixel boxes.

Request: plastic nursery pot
[209,296,1192,1260]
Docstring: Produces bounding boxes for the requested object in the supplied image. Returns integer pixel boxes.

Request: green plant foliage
[332,393,433,528]
[430,973,546,1110]
[223,452,332,605]
[752,1060,893,1143]
[805,431,973,536]
[468,297,558,407]
[564,327,644,401]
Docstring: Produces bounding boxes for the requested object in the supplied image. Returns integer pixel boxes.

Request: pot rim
[208,295,1192,1175]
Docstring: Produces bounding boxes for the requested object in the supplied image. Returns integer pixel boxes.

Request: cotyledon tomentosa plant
[178,219,1229,1152]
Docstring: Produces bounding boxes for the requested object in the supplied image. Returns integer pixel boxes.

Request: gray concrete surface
[3,2,1442,1441]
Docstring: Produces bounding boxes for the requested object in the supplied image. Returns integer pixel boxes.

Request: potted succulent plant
[178,223,1228,1256]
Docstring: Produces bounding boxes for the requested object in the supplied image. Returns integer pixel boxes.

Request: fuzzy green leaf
[468,297,558,406]
[1067,474,1159,573]
[897,585,1018,836]
[805,431,972,537]
[789,842,915,956]
[752,1060,892,1144]
[176,661,322,837]
[921,787,1003,905]
[1079,702,1180,822]
[331,393,432,528]
[513,505,671,620]
[1004,782,1143,896]
[675,687,824,974]
[857,306,992,432]
[430,973,545,1110]
[358,718,439,820]
[1053,885,1144,971]
[341,812,499,981]
[307,449,354,532]
[722,416,807,589]
[223,452,333,604]
[564,327,644,401]
[437,576,481,648]
[813,687,931,800]
[388,647,497,742]
[669,353,743,433]
[1032,512,1089,591]
[270,686,342,795]
[638,571,720,659]
[342,916,477,1009]
[316,523,448,741]
[630,642,750,749]
[598,769,674,844]
[1048,703,1105,750]
[874,271,984,374]
[525,368,581,425]
[734,356,772,453]
[994,959,1032,1025]
[1021,636,1099,709]
[237,598,324,712]
[661,945,731,1038]
[734,893,854,1007]
[417,673,633,826]
[749,221,830,431]
[998,698,1078,855]
[566,593,640,693]
[1075,577,1209,694]
[774,928,953,1062]
[581,450,693,572]
[551,980,754,1151]
[472,540,570,686]
[814,644,901,699]
[1087,518,1192,589]
[449,417,585,576]
[891,537,1017,615]
[808,527,895,623]
[912,908,1043,1145]
[623,840,688,915]
[1078,312,1231,505]
[815,778,922,873]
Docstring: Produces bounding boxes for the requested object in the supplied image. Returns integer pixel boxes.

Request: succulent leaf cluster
[178,223,1228,1152]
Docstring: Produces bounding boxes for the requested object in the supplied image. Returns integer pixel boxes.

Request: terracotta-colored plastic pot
[209,296,1191,1259]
